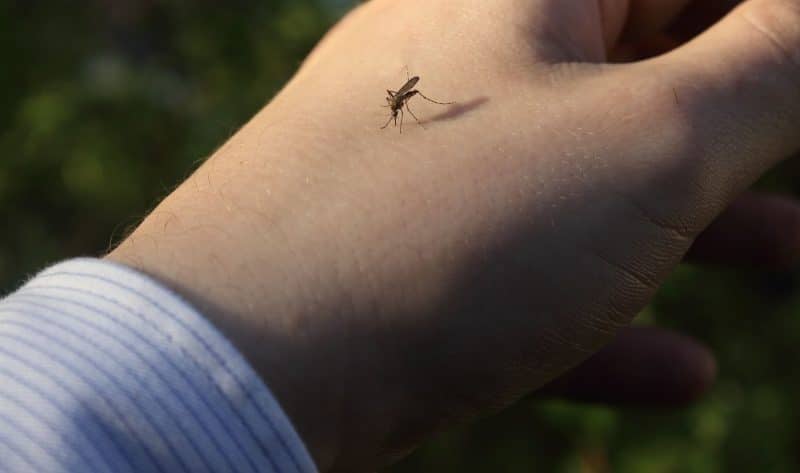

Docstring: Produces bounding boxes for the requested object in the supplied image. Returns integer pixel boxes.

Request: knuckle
[739,0,800,84]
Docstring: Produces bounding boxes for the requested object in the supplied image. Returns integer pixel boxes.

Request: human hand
[106,0,800,470]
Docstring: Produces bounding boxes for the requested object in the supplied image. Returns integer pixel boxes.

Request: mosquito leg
[387,90,397,97]
[405,101,425,129]
[399,108,404,134]
[417,90,454,105]
[381,113,394,129]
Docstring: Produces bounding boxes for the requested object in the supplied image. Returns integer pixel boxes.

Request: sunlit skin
[107,0,800,471]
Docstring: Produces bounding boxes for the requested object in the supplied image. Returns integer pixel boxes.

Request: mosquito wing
[396,76,420,96]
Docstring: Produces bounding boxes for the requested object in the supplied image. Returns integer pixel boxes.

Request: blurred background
[3,1,800,471]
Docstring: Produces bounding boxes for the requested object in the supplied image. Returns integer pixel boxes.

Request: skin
[106,0,800,471]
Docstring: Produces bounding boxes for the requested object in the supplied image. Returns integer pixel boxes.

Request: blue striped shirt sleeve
[0,258,318,473]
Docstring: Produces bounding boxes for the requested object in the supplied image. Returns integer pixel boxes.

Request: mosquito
[381,73,453,133]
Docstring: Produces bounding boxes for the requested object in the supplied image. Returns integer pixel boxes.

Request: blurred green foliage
[0,0,334,288]
[3,1,799,472]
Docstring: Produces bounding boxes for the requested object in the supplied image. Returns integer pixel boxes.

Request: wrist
[104,101,426,469]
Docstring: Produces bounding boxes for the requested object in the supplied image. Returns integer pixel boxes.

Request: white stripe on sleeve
[0,258,318,473]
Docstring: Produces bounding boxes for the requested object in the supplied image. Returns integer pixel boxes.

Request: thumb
[625,0,800,203]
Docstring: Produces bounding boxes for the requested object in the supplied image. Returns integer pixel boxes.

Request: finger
[613,0,800,228]
[536,326,716,405]
[603,0,729,51]
[618,0,695,40]
[687,190,800,268]
[610,33,682,61]
[672,0,800,169]
[538,0,726,61]
[611,2,744,61]
[669,0,743,41]
[624,0,745,41]
[559,0,696,60]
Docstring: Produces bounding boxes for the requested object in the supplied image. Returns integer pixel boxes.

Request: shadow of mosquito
[419,96,489,125]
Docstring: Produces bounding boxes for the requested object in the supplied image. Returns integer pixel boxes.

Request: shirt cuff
[0,257,317,473]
